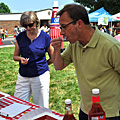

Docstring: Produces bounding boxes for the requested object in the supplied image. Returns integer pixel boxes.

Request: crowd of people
[0,27,9,41]
[95,24,120,37]
[13,23,49,39]
[0,25,26,42]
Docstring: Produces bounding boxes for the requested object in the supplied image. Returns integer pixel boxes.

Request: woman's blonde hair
[20,11,40,27]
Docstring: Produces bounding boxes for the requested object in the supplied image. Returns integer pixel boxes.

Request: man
[51,4,120,120]
[40,23,50,34]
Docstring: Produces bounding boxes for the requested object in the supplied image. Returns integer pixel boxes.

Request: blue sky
[0,0,78,13]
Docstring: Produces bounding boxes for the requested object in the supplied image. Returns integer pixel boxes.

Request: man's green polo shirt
[61,28,120,117]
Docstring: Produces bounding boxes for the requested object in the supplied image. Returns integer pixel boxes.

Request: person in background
[106,25,110,34]
[14,25,19,38]
[5,29,8,38]
[0,27,5,41]
[51,4,120,120]
[98,24,104,32]
[40,23,50,34]
[18,26,25,33]
[0,27,1,40]
[13,11,54,108]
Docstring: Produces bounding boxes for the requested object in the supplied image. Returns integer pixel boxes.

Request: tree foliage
[0,2,11,13]
[74,0,120,15]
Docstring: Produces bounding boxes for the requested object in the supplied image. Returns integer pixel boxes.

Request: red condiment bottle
[63,99,76,120]
[88,88,105,120]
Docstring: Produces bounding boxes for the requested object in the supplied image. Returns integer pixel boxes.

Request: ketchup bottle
[88,88,105,120]
[63,99,76,120]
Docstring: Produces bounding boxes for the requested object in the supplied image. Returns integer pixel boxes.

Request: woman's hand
[21,57,29,65]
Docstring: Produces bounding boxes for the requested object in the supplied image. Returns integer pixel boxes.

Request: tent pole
[110,18,112,36]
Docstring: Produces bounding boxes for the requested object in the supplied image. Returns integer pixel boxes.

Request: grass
[0,41,81,119]
[7,34,14,37]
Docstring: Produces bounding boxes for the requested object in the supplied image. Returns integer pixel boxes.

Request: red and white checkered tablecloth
[0,92,64,120]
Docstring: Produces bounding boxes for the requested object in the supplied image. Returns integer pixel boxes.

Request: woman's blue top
[16,30,51,77]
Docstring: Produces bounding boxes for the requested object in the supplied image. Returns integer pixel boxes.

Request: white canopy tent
[112,13,120,21]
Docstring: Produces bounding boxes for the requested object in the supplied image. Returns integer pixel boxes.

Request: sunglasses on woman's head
[23,22,35,28]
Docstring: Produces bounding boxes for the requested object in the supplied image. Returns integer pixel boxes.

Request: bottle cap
[92,88,99,94]
[65,99,71,104]
[53,1,58,7]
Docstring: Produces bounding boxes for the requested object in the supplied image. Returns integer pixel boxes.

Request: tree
[73,0,120,15]
[0,2,11,13]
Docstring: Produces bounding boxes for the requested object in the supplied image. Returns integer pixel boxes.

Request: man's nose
[60,29,65,36]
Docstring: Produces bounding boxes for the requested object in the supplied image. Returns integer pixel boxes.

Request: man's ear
[76,19,82,29]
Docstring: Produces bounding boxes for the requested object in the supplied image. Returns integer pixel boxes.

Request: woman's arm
[13,41,28,64]
[47,44,54,65]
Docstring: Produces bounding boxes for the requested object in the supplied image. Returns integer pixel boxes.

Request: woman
[5,29,8,38]
[13,11,54,108]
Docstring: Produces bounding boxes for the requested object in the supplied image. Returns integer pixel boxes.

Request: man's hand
[51,37,62,51]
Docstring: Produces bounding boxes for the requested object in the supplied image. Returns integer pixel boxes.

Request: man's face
[59,12,78,44]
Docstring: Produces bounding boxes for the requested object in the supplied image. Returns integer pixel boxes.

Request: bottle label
[92,96,100,103]
[91,115,105,120]
[65,106,72,115]
[66,106,72,111]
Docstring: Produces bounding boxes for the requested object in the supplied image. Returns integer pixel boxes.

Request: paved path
[0,37,15,48]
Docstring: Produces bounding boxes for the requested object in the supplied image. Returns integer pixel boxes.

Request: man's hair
[57,4,90,25]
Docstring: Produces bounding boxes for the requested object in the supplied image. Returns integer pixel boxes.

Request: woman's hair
[57,4,90,25]
[20,11,40,27]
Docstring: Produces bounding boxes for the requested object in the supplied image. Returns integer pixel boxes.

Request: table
[0,91,64,120]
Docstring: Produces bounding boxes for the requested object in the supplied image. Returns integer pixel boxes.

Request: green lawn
[0,41,81,119]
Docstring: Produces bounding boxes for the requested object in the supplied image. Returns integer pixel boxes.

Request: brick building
[0,8,52,35]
